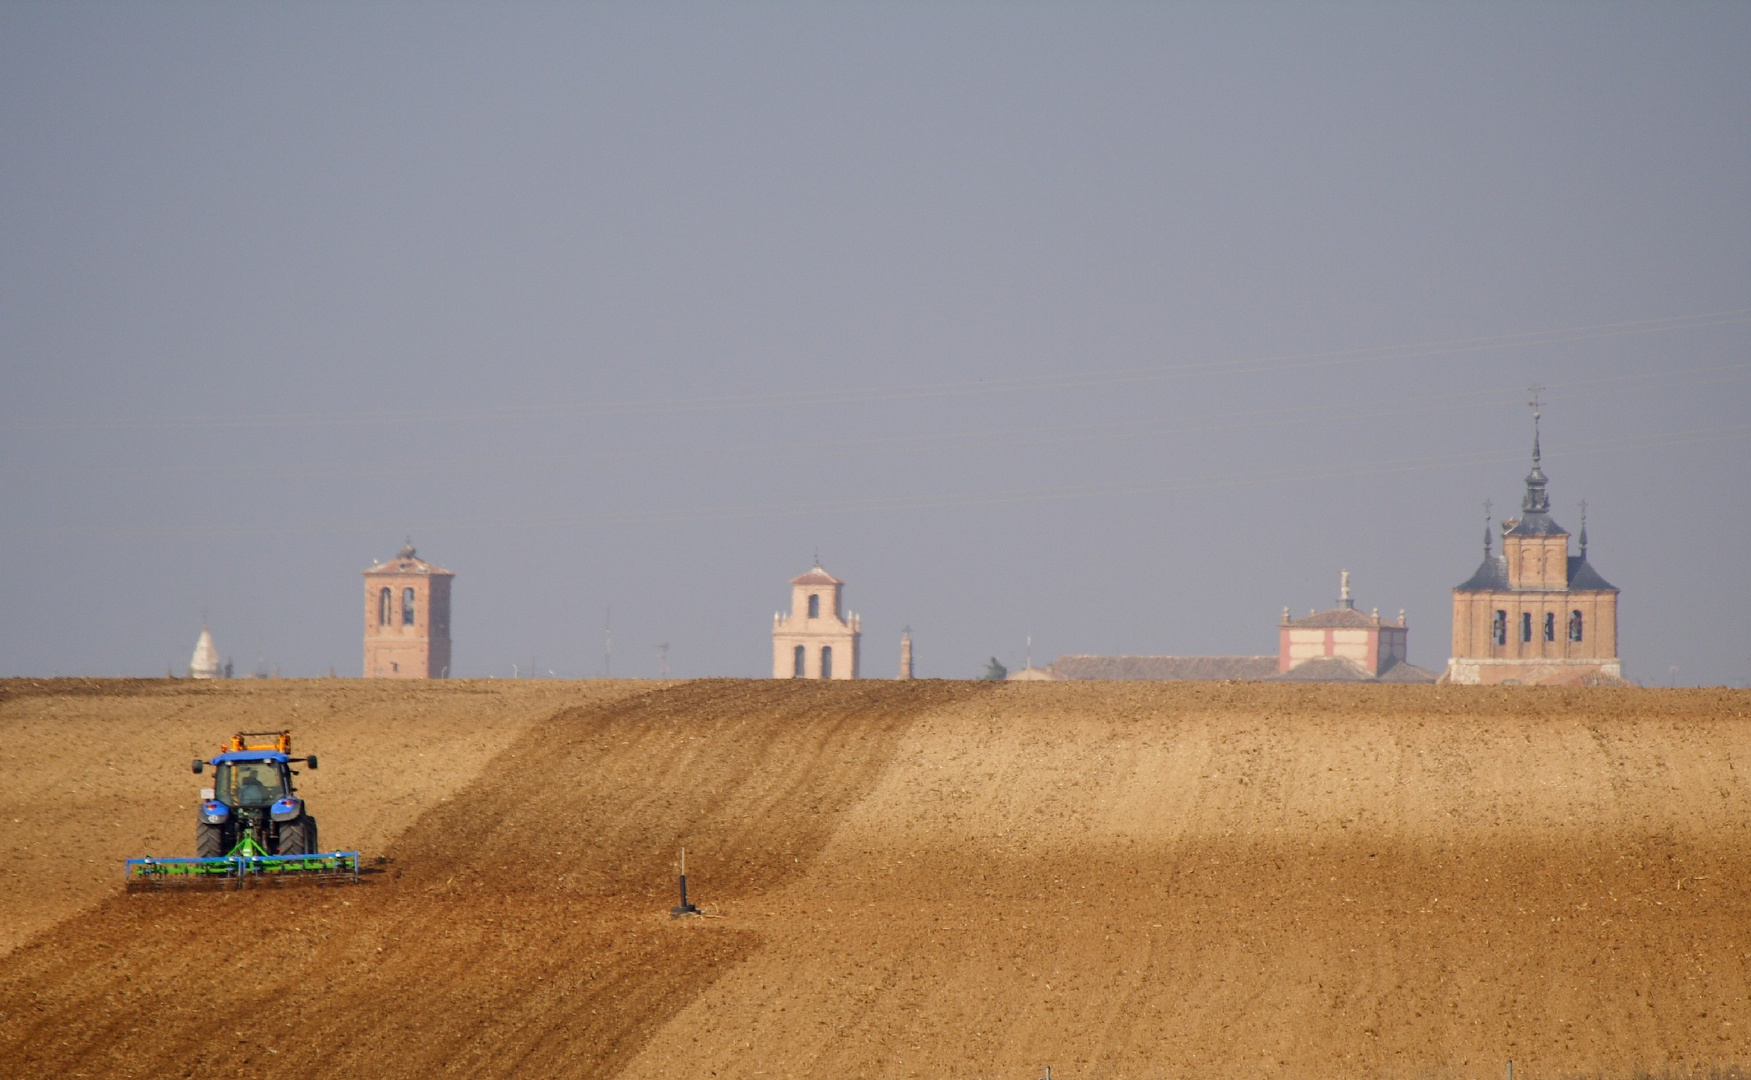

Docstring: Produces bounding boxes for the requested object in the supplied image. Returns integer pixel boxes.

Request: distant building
[1035,571,1431,683]
[363,543,453,679]
[1046,655,1276,681]
[1442,417,1622,686]
[898,629,914,680]
[1275,571,1433,682]
[188,626,221,680]
[772,563,861,679]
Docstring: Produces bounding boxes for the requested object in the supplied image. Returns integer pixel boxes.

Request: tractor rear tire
[305,815,319,854]
[276,816,313,856]
[196,821,226,858]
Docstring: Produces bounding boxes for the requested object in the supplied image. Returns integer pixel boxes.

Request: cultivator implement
[125,834,360,891]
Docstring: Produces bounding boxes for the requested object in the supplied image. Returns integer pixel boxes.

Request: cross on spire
[1483,498,1493,556]
[1527,384,1545,466]
[1520,390,1550,515]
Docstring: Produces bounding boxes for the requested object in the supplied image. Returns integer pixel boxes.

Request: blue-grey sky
[3,4,1748,684]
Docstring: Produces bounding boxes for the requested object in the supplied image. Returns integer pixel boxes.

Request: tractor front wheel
[196,821,226,858]
[276,816,314,856]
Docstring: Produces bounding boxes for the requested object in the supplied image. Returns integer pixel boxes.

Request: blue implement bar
[125,850,361,887]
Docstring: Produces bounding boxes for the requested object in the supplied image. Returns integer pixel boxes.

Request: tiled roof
[1269,656,1374,682]
[1455,556,1510,592]
[1287,608,1387,629]
[1268,656,1438,683]
[1455,555,1617,593]
[1048,655,1279,682]
[1504,511,1568,537]
[363,555,453,576]
[1567,557,1617,591]
[790,567,843,586]
[1375,659,1439,683]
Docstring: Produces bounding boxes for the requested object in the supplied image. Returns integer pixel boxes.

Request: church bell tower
[363,542,454,678]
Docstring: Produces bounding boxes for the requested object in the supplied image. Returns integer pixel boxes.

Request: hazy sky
[3,4,1748,684]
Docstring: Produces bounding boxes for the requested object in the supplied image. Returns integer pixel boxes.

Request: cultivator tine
[125,851,361,891]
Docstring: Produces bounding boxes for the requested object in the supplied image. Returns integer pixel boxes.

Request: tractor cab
[211,753,294,809]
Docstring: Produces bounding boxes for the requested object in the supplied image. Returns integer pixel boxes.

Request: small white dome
[189,627,221,679]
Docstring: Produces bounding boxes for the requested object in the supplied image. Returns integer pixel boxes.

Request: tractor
[192,731,320,857]
[124,730,358,888]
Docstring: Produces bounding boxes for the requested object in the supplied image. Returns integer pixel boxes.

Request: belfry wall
[363,544,454,679]
[772,564,861,679]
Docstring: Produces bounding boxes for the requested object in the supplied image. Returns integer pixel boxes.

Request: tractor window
[214,762,287,808]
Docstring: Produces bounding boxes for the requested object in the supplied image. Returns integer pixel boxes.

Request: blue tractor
[126,730,359,888]
[191,731,320,857]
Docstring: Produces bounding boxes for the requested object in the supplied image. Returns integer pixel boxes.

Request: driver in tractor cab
[230,763,282,807]
[238,766,270,806]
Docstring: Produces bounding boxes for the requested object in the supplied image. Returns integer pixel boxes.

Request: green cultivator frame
[126,833,360,891]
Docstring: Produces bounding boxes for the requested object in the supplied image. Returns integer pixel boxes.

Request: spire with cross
[1521,385,1550,515]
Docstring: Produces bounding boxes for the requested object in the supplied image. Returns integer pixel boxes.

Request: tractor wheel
[305,815,320,854]
[276,816,313,856]
[196,821,226,858]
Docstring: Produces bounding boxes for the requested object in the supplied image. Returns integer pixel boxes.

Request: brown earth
[0,677,652,956]
[3,679,1751,1080]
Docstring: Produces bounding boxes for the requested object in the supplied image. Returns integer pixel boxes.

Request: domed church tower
[1442,412,1622,685]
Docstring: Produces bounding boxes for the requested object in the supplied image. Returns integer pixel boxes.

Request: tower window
[378,588,392,626]
[1569,610,1584,642]
[1493,610,1507,646]
[1544,612,1556,642]
[402,588,416,626]
[821,645,833,679]
[808,594,820,618]
[793,645,805,677]
[1521,612,1532,643]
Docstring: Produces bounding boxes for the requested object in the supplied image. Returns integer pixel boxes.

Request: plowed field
[3,678,1750,1080]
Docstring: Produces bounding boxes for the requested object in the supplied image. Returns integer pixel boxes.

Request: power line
[15,421,1746,540]
[11,360,1748,483]
[4,307,1746,434]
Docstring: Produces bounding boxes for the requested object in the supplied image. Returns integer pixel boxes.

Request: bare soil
[0,677,651,956]
[2,679,1750,1080]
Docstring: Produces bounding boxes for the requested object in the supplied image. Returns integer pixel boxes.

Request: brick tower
[1442,414,1621,685]
[363,542,453,679]
[772,563,861,679]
